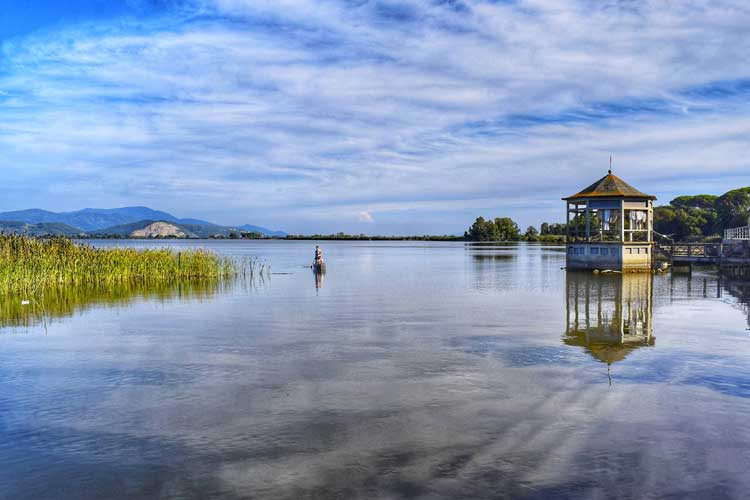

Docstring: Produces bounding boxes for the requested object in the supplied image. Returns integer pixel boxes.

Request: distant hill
[93,220,258,239]
[89,220,193,238]
[0,221,83,237]
[131,222,192,238]
[238,224,287,237]
[0,206,286,237]
[0,207,177,232]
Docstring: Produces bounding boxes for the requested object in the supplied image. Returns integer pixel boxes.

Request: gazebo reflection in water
[564,272,654,367]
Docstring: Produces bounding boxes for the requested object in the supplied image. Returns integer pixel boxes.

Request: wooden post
[671,243,674,267]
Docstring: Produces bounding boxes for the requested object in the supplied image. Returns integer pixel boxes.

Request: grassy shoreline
[0,235,240,296]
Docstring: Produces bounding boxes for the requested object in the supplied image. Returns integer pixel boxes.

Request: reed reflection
[564,272,654,366]
[0,279,228,329]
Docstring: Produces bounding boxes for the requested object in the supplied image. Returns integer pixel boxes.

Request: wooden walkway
[654,223,750,268]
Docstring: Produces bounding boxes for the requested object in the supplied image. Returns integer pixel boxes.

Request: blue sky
[1,0,749,234]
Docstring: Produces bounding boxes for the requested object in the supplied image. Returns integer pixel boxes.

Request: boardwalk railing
[659,243,723,259]
[656,240,750,266]
[725,224,750,240]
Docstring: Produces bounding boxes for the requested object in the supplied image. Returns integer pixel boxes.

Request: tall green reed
[0,235,244,296]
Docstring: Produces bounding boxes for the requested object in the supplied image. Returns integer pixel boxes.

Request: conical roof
[563,171,656,201]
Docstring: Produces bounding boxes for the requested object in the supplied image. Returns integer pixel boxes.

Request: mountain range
[0,207,286,238]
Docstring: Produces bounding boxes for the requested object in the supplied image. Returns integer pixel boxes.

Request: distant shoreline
[73,234,567,243]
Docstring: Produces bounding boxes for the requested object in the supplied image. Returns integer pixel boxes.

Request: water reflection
[564,272,654,366]
[3,242,750,499]
[723,277,750,329]
[314,269,324,290]
[0,279,228,330]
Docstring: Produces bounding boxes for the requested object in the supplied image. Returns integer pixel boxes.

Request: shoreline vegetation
[1,187,746,243]
[4,183,747,245]
[0,235,257,296]
[79,232,567,243]
[280,233,565,243]
[0,229,566,243]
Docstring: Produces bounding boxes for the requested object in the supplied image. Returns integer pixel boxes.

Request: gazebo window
[624,209,649,242]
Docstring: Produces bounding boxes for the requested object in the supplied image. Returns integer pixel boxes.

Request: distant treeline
[10,186,746,244]
[284,233,463,241]
[464,186,750,243]
[463,217,565,242]
[654,187,750,241]
[82,230,267,240]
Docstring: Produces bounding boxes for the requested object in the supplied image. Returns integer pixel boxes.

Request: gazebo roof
[563,171,656,201]
[564,331,653,364]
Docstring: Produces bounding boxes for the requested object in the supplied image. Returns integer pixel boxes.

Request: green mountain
[0,206,286,236]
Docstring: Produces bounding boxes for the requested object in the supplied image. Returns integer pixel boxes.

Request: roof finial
[609,155,612,175]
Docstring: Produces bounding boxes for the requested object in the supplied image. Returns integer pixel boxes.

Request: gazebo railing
[725,224,750,240]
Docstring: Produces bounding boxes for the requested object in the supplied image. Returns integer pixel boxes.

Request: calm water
[2,241,750,499]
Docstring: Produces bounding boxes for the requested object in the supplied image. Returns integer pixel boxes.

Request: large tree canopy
[716,187,750,230]
[654,186,749,240]
[465,216,521,241]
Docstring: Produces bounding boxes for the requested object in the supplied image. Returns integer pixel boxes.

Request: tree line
[654,187,750,241]
[464,186,749,242]
[464,217,566,242]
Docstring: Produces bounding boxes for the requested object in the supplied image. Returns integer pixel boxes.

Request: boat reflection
[314,268,324,290]
[0,279,228,330]
[564,272,654,366]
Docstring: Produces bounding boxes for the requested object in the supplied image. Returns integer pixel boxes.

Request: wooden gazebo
[563,170,656,271]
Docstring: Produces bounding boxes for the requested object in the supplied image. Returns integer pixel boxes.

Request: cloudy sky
[1,0,749,234]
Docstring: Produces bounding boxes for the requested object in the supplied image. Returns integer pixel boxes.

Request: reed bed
[0,235,248,296]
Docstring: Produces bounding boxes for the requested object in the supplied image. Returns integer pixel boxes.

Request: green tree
[540,222,566,235]
[654,206,677,237]
[465,216,521,241]
[240,231,264,239]
[670,194,718,210]
[494,217,521,241]
[715,187,750,231]
[524,225,539,241]
[655,206,715,240]
[466,217,495,241]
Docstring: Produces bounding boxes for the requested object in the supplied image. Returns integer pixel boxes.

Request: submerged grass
[0,235,251,296]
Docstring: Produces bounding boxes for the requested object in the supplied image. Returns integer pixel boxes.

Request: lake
[2,240,750,499]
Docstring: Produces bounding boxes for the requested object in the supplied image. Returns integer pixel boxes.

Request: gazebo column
[585,202,590,242]
[648,200,653,242]
[620,199,625,243]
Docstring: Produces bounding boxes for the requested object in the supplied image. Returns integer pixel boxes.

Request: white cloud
[0,0,749,233]
[358,211,375,223]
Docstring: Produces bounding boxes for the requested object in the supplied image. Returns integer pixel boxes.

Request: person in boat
[314,245,324,266]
